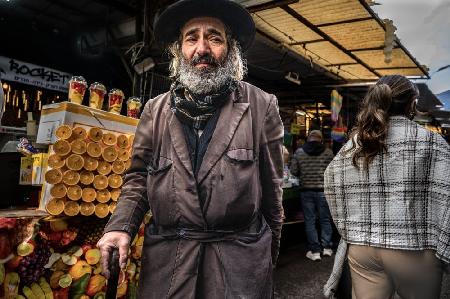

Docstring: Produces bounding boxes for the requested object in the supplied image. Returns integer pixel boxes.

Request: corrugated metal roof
[251,0,428,81]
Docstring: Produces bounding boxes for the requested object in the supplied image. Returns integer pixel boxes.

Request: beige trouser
[347,244,443,299]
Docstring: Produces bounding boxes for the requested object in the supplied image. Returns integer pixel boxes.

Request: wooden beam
[357,0,429,78]
[247,0,299,13]
[255,29,341,81]
[375,66,419,70]
[351,45,395,52]
[325,62,359,67]
[281,5,381,78]
[289,39,324,46]
[316,17,373,27]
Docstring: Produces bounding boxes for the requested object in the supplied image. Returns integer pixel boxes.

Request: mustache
[190,54,220,67]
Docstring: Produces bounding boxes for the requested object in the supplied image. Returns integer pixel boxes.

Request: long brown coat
[104,81,284,298]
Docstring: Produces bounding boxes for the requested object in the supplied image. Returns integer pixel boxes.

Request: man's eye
[186,37,196,42]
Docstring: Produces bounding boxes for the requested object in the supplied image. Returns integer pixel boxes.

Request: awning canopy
[249,0,428,81]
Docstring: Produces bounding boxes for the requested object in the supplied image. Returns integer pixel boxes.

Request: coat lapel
[168,109,194,176]
[197,92,249,184]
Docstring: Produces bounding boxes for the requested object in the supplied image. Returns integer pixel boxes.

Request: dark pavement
[273,224,450,299]
[274,242,334,299]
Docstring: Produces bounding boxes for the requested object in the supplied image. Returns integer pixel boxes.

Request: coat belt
[154,216,267,243]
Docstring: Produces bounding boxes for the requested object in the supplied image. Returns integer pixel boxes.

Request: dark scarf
[303,141,326,156]
[170,80,237,130]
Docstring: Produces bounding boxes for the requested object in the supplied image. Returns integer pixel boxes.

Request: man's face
[181,17,228,70]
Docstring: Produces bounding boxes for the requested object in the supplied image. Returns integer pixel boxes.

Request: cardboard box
[32,153,48,185]
[37,101,139,144]
[19,156,33,185]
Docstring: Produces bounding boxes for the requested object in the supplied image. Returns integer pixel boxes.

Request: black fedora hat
[153,0,255,51]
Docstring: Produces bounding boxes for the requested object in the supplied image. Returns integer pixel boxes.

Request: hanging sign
[290,123,301,135]
[0,56,71,93]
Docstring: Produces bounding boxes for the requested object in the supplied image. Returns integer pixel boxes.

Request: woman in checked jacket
[323,75,450,299]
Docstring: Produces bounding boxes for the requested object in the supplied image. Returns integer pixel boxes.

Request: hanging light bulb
[37,90,42,102]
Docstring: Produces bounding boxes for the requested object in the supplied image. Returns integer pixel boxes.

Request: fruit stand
[0,213,148,299]
[0,77,144,298]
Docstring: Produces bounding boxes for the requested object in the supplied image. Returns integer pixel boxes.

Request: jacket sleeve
[259,95,284,265]
[434,134,450,264]
[103,100,153,238]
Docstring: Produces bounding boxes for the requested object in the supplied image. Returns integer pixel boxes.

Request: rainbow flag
[331,89,343,123]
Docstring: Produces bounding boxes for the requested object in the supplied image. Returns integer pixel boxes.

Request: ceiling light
[295,110,306,116]
[285,72,301,85]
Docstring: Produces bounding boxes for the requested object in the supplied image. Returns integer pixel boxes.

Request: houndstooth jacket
[323,116,450,297]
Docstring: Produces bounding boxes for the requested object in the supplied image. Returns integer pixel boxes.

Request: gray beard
[178,56,234,96]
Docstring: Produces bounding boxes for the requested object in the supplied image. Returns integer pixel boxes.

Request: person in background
[96,0,284,297]
[290,130,334,261]
[324,75,450,299]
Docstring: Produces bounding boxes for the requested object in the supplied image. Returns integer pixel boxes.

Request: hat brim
[153,0,255,51]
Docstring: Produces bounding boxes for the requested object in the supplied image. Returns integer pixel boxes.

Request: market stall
[0,74,144,298]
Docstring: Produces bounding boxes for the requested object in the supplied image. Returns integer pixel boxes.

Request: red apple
[6,255,23,270]
[0,218,17,230]
[81,244,93,255]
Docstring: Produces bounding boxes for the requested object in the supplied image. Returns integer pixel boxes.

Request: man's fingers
[99,246,111,279]
[118,242,129,270]
[96,232,131,276]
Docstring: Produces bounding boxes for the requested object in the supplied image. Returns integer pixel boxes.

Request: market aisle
[274,243,450,299]
[274,243,334,299]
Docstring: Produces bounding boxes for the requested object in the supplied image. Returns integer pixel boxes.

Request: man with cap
[97,0,284,298]
[290,130,334,261]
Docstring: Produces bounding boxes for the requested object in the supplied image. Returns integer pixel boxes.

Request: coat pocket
[147,156,173,175]
[146,156,176,226]
[211,149,258,225]
[224,148,255,164]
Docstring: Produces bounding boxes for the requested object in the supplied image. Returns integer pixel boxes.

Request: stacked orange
[45,125,134,218]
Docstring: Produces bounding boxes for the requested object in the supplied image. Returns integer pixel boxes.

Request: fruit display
[88,82,107,110]
[44,124,133,218]
[75,218,108,245]
[108,89,125,114]
[126,97,142,119]
[68,76,87,105]
[16,237,51,285]
[0,214,151,298]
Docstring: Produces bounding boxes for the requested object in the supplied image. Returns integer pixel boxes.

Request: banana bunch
[21,277,53,299]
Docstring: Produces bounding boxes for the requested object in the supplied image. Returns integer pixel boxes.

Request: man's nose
[195,37,211,56]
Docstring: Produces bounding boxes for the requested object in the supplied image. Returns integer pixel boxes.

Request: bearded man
[97,0,284,298]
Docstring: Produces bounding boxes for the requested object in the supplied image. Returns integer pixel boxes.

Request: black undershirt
[181,108,221,178]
